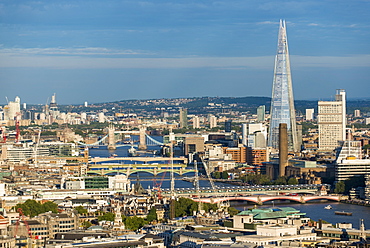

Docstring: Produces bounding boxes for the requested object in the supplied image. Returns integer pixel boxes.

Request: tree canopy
[74,206,88,215]
[146,207,157,223]
[123,216,146,231]
[15,200,58,218]
[97,212,115,222]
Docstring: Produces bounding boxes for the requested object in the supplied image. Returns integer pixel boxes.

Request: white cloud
[0,47,152,56]
[256,21,280,25]
[0,47,369,69]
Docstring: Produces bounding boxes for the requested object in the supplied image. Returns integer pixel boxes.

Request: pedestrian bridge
[191,194,343,205]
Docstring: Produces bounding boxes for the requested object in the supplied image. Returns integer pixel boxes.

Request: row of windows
[30,227,47,231]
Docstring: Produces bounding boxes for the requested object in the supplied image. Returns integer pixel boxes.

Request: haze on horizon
[1,0,370,105]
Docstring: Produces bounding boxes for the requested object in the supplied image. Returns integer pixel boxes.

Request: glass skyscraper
[268,20,299,152]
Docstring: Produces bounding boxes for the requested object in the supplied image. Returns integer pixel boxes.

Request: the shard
[268,20,299,152]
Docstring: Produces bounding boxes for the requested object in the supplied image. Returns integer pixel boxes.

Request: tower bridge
[76,125,164,149]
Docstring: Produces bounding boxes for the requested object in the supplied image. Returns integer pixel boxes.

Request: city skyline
[1,0,370,104]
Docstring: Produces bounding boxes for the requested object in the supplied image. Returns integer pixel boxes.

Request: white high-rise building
[354,109,361,117]
[305,108,314,121]
[98,112,105,123]
[209,115,217,129]
[241,123,248,146]
[4,96,21,121]
[318,89,346,151]
[192,116,200,129]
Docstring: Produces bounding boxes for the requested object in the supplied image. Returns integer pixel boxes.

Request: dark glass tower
[268,20,298,152]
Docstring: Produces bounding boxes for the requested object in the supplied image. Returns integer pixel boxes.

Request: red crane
[14,208,32,239]
[15,120,20,143]
[153,169,167,200]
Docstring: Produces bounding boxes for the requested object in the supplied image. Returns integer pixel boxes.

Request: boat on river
[335,211,352,216]
[324,205,332,209]
[128,146,138,157]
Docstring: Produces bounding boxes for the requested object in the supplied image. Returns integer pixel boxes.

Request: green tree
[213,172,221,179]
[203,202,218,213]
[174,197,218,217]
[98,212,115,222]
[124,216,147,231]
[334,181,345,194]
[174,198,198,217]
[43,201,58,213]
[242,174,271,185]
[221,171,229,179]
[14,199,58,218]
[82,221,92,229]
[287,177,298,185]
[274,176,287,185]
[228,207,240,217]
[75,206,88,215]
[146,207,157,223]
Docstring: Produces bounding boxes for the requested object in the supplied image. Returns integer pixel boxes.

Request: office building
[257,105,265,122]
[246,123,267,149]
[354,109,361,117]
[184,136,204,156]
[335,158,370,183]
[318,89,346,151]
[305,108,314,121]
[268,20,299,152]
[247,148,267,166]
[223,146,247,163]
[179,108,188,128]
[335,140,370,183]
[225,120,232,132]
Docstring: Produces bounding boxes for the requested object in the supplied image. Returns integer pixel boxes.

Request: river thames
[89,145,370,229]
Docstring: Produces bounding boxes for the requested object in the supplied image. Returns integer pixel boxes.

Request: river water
[88,145,370,229]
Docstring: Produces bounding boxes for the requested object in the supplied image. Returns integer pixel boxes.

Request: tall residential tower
[268,20,299,152]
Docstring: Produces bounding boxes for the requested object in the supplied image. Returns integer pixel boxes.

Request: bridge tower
[138,126,147,150]
[107,124,116,150]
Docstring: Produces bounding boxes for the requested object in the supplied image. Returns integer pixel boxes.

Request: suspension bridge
[76,125,164,149]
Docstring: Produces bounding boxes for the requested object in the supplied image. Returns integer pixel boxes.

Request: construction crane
[14,208,32,239]
[15,120,20,143]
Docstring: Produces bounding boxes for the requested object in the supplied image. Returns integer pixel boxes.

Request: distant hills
[29,96,370,115]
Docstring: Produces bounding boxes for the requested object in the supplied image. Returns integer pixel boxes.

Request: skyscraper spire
[268,20,299,152]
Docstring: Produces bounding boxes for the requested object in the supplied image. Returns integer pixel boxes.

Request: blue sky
[1,0,370,104]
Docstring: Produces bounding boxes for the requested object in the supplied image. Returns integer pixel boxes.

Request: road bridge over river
[160,184,331,198]
[191,194,343,205]
[90,156,188,164]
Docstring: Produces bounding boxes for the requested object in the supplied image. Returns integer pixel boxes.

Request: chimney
[279,123,288,177]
